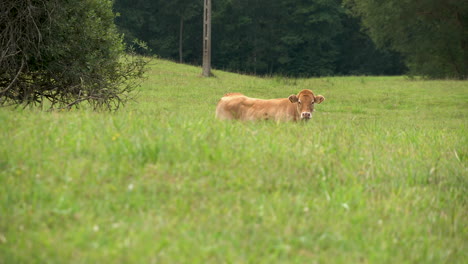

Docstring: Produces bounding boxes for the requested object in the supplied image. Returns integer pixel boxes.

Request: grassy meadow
[1,59,467,263]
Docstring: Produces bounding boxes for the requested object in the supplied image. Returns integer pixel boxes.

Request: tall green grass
[1,59,467,263]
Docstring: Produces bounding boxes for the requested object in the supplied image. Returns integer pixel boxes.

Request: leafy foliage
[345,0,468,79]
[0,0,148,110]
[113,0,405,77]
[114,0,203,63]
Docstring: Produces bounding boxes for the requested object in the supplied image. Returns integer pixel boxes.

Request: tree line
[114,0,467,79]
[346,0,467,79]
[114,0,405,77]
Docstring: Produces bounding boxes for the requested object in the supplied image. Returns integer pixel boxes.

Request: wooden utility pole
[202,0,212,77]
[179,17,183,63]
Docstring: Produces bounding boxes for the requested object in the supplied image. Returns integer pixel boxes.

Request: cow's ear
[314,95,325,104]
[288,94,298,103]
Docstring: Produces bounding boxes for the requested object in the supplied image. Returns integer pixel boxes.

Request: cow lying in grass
[216,89,325,121]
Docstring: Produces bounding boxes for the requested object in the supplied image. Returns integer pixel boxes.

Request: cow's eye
[298,100,302,104]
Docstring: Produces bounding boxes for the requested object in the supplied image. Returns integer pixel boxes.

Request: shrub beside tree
[0,0,148,110]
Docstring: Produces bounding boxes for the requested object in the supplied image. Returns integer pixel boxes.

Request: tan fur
[223,93,244,97]
[215,89,325,121]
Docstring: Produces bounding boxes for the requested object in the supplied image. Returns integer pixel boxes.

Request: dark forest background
[113,0,468,79]
[113,0,408,77]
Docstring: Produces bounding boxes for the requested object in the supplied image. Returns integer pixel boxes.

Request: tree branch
[1,57,25,93]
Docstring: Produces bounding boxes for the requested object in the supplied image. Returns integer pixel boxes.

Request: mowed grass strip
[0,59,467,263]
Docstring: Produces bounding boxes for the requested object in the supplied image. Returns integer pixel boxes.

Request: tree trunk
[202,0,212,77]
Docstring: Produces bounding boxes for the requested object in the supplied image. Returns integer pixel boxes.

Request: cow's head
[288,89,325,120]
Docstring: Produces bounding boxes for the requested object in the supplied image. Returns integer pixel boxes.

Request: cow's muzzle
[301,112,312,120]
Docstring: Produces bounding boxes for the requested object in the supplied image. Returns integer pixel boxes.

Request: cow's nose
[301,112,311,119]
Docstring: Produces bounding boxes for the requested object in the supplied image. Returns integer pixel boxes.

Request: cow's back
[216,93,297,121]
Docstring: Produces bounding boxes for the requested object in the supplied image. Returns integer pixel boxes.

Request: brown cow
[215,89,325,121]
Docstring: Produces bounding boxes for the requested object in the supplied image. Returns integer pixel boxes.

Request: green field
[1,59,467,263]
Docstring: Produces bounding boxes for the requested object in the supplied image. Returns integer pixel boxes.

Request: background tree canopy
[345,0,468,79]
[114,0,407,77]
[0,0,147,110]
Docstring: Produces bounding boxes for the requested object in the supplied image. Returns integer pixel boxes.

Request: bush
[0,0,148,110]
